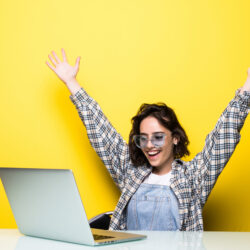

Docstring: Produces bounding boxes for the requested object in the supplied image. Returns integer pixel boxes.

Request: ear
[173,136,179,145]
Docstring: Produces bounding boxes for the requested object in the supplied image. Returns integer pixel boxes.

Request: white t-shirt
[142,171,172,186]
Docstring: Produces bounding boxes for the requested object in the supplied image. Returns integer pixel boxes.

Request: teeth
[148,151,159,156]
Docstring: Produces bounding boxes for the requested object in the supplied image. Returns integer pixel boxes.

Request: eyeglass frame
[133,132,167,149]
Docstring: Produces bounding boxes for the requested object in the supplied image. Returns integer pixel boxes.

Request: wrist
[65,78,82,95]
[240,78,250,94]
[65,78,78,86]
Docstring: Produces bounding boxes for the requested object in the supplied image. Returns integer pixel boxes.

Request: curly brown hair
[128,103,190,166]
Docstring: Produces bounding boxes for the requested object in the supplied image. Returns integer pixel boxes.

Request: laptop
[0,168,146,246]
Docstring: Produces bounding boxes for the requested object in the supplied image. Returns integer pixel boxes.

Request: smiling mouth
[147,151,161,158]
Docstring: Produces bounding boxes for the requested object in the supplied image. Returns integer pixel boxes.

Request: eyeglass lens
[133,133,166,148]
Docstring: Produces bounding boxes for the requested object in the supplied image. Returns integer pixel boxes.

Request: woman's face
[139,116,178,174]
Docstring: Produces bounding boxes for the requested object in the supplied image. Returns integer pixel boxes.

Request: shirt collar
[172,159,183,170]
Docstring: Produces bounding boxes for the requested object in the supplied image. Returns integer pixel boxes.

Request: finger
[46,61,55,71]
[61,48,67,62]
[52,51,61,63]
[75,56,81,69]
[48,54,57,66]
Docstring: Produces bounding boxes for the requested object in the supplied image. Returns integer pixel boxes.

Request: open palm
[46,49,81,85]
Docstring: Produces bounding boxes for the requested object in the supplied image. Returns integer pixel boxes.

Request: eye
[155,135,164,139]
[153,133,165,140]
[140,136,147,142]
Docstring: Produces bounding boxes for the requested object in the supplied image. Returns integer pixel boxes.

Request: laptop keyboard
[93,234,115,241]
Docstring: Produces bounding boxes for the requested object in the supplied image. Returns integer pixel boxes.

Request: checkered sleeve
[189,89,250,206]
[69,88,130,190]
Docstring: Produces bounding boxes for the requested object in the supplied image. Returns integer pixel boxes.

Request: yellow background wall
[0,0,250,231]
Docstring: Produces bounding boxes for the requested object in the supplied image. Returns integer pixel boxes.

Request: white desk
[0,229,250,250]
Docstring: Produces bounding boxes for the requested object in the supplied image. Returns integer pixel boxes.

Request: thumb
[75,56,81,69]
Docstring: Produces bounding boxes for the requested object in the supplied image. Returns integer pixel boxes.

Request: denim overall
[126,183,180,231]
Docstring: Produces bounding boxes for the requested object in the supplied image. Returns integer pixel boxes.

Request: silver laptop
[0,168,146,246]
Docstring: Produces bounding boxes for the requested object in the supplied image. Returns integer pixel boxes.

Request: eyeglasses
[133,133,166,149]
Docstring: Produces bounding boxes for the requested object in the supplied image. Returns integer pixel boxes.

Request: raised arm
[189,70,250,206]
[46,49,130,190]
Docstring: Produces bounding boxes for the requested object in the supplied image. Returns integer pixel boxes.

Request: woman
[46,49,250,231]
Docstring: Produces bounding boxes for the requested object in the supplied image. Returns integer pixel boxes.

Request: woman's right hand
[46,48,81,85]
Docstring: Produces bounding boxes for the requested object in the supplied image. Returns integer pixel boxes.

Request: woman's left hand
[240,68,250,94]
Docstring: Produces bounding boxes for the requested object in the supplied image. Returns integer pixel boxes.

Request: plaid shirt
[70,88,250,231]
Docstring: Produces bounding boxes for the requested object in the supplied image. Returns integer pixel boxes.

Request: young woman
[46,49,250,231]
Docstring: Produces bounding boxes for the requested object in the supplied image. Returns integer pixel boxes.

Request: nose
[145,139,154,148]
